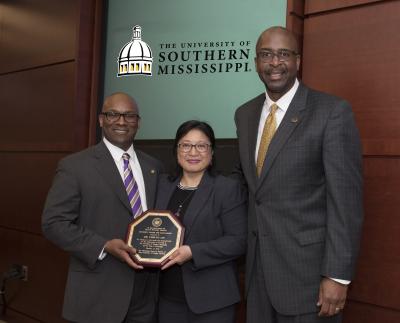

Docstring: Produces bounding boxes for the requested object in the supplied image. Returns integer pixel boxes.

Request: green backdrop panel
[103,0,287,139]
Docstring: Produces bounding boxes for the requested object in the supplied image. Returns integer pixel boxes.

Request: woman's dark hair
[169,120,216,180]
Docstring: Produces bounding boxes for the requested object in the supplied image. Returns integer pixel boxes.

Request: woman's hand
[161,245,192,270]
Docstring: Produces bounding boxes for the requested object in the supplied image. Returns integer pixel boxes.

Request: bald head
[256,26,299,54]
[102,92,139,115]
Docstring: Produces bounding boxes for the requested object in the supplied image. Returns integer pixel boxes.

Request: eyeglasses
[257,49,298,63]
[177,143,211,153]
[101,111,140,123]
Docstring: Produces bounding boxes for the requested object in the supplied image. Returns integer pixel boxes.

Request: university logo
[118,25,153,76]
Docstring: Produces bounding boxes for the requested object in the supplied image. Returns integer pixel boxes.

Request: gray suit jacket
[235,83,363,315]
[42,141,163,323]
[156,173,247,314]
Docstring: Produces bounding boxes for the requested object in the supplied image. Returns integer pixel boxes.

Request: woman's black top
[159,185,196,302]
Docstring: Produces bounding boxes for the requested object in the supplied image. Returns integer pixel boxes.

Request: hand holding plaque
[126,210,184,267]
[160,245,192,270]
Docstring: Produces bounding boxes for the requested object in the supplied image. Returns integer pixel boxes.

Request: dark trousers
[247,244,342,323]
[70,271,158,323]
[158,297,235,323]
[123,270,158,323]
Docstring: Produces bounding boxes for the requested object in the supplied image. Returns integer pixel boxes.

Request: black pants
[247,245,342,323]
[158,297,235,323]
[123,270,158,323]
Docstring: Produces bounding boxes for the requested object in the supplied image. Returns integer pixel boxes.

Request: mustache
[265,67,286,74]
[112,126,130,130]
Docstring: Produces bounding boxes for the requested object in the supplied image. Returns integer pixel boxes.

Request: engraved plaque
[126,210,184,267]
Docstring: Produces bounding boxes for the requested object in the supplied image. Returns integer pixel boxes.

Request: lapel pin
[291,117,299,123]
[150,169,155,174]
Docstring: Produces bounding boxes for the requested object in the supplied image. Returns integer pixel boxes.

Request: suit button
[252,230,257,237]
[256,200,261,206]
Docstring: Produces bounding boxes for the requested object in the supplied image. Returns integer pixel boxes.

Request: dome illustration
[118,25,153,76]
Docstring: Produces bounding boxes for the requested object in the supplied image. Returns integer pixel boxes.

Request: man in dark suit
[234,26,363,323]
[42,92,163,323]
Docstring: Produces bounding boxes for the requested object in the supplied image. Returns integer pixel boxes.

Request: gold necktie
[256,104,278,176]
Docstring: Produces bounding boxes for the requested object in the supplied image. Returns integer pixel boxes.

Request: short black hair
[170,120,216,180]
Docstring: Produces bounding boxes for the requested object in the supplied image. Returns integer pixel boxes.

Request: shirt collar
[103,137,135,162]
[264,78,299,112]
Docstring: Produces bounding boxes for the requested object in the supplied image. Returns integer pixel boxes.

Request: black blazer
[42,141,163,323]
[156,172,247,314]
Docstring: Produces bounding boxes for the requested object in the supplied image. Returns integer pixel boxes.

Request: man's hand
[317,277,348,317]
[161,245,192,270]
[104,239,143,270]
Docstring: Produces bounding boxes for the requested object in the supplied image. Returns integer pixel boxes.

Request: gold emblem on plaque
[152,217,162,227]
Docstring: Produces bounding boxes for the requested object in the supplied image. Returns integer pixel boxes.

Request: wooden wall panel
[0,309,42,323]
[0,63,75,152]
[0,0,77,74]
[286,0,304,55]
[301,1,400,322]
[74,0,105,149]
[344,300,400,322]
[0,153,66,233]
[302,0,400,156]
[0,228,68,323]
[0,0,102,321]
[350,157,400,310]
[304,0,384,14]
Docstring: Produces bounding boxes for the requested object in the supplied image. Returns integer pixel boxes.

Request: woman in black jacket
[156,120,247,323]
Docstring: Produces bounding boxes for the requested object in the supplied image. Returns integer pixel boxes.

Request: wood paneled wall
[0,0,103,321]
[299,0,400,322]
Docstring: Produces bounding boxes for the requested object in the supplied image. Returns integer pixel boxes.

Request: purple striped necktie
[122,153,143,218]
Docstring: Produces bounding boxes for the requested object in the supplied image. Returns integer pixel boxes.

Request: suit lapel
[94,142,132,214]
[136,151,158,209]
[183,172,213,239]
[246,94,265,190]
[257,84,309,187]
[157,176,179,210]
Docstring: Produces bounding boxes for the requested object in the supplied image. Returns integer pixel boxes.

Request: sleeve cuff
[98,246,107,260]
[329,277,350,285]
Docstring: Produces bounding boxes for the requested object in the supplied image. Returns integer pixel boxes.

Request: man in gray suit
[42,92,163,323]
[234,26,363,322]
